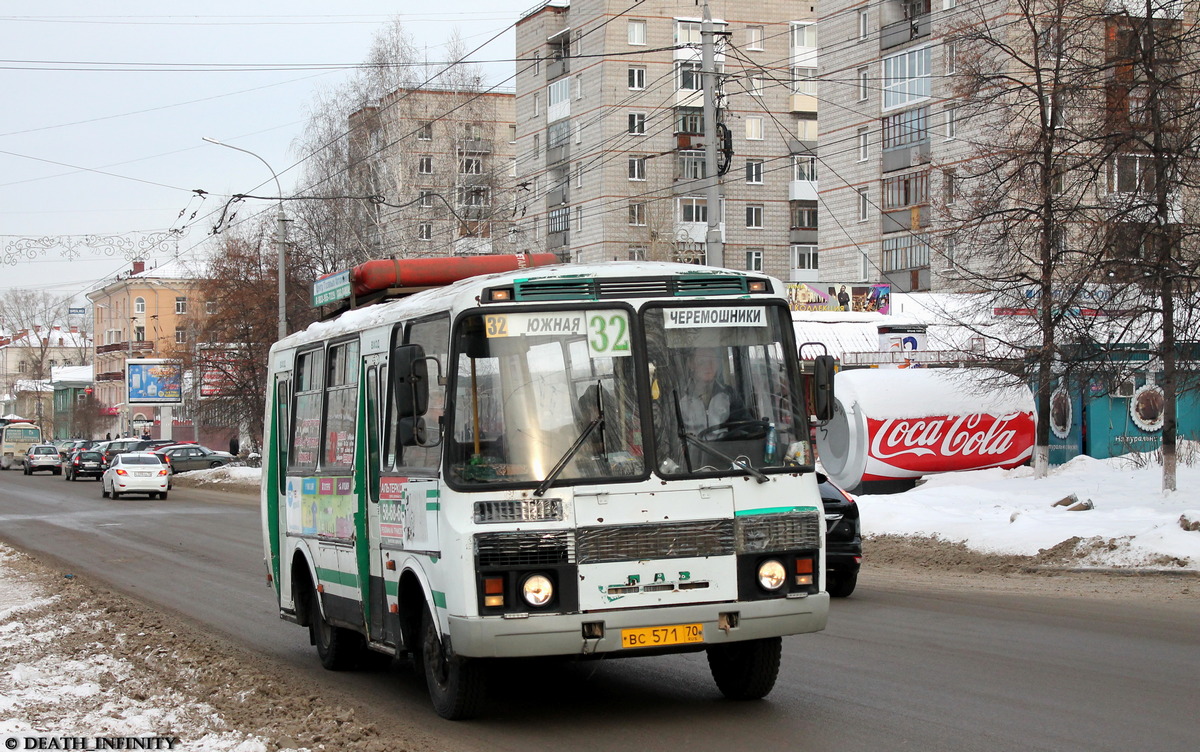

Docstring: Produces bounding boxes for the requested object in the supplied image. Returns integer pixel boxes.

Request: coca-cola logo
[867,412,1034,476]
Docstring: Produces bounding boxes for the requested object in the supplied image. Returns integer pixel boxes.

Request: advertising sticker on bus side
[664,307,767,328]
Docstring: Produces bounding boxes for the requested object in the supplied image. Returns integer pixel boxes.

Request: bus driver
[678,348,739,435]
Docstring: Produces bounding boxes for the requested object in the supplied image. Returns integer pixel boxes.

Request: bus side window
[275,377,291,494]
[323,339,359,470]
[289,348,323,473]
[396,315,449,477]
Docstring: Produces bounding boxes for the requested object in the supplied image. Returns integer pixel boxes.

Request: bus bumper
[447,594,829,659]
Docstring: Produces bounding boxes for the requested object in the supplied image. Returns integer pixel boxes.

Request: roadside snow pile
[172,465,261,493]
[0,544,298,751]
[857,451,1200,569]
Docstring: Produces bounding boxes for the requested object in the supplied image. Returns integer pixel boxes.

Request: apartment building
[513,0,819,282]
[819,0,1194,294]
[86,261,205,438]
[347,87,517,259]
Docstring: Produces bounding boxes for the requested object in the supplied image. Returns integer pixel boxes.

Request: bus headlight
[521,574,554,607]
[757,560,787,591]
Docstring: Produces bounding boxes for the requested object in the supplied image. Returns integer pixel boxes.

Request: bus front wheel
[309,590,364,671]
[706,637,782,700]
[418,606,484,720]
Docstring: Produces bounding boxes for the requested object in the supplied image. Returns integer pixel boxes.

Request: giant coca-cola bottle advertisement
[817,368,1035,491]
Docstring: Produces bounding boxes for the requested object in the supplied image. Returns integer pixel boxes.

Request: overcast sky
[0,1,527,305]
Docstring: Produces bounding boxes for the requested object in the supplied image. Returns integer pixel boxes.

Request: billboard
[787,282,891,314]
[199,347,243,398]
[127,359,183,404]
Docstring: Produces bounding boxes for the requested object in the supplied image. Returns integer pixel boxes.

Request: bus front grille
[475,531,574,566]
[735,511,822,553]
[575,520,734,564]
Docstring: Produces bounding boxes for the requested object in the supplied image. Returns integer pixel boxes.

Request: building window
[418,121,433,140]
[882,171,930,209]
[175,297,187,314]
[134,326,145,341]
[677,62,703,91]
[418,156,433,174]
[946,40,957,74]
[945,107,957,139]
[628,112,646,135]
[175,327,187,344]
[575,162,583,188]
[883,46,932,110]
[791,202,818,229]
[533,92,540,116]
[944,169,957,204]
[791,22,817,48]
[628,19,646,46]
[628,156,646,181]
[17,360,26,373]
[745,249,764,272]
[457,187,487,206]
[792,67,817,96]
[460,156,482,174]
[576,205,583,231]
[882,107,929,149]
[628,245,647,261]
[858,67,869,101]
[858,188,870,222]
[628,66,646,90]
[677,108,704,135]
[858,128,869,161]
[677,21,703,46]
[745,117,764,140]
[794,155,818,181]
[134,297,145,314]
[745,159,763,184]
[679,197,708,223]
[882,234,931,272]
[419,190,434,208]
[745,204,764,229]
[859,10,870,40]
[628,202,647,226]
[792,244,818,270]
[749,74,766,97]
[1109,154,1156,193]
[679,150,706,180]
[575,73,583,99]
[206,300,217,315]
[747,26,764,50]
[418,223,433,240]
[797,117,818,141]
[549,207,570,234]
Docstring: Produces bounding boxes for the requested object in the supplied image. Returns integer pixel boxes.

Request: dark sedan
[819,472,862,597]
[64,449,106,481]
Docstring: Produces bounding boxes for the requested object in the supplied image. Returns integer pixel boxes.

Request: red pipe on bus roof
[350,253,560,297]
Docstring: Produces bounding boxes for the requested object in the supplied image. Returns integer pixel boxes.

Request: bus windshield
[644,304,806,477]
[447,308,645,486]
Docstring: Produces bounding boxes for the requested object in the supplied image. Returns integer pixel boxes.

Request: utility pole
[701,1,724,268]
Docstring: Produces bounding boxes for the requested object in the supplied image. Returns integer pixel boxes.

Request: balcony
[789,180,818,201]
[458,138,493,154]
[547,230,570,249]
[881,14,931,51]
[675,221,724,244]
[882,205,929,233]
[790,228,818,244]
[545,186,569,206]
[882,141,930,173]
[547,56,570,80]
[95,371,124,382]
[546,142,570,166]
[789,93,818,115]
[96,340,154,355]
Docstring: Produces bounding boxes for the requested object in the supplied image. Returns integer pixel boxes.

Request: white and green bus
[262,258,836,718]
[1,421,42,470]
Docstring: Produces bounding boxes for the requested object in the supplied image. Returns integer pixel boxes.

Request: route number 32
[588,314,631,356]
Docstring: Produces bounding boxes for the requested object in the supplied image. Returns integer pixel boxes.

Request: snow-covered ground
[857,452,1200,570]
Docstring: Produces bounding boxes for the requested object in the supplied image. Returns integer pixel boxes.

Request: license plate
[620,623,704,649]
[133,471,152,478]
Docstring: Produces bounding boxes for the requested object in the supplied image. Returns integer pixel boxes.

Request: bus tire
[418,605,484,720]
[706,637,782,701]
[309,589,364,671]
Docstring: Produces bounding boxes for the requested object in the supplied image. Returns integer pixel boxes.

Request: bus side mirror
[391,344,429,418]
[812,355,836,423]
[399,416,442,448]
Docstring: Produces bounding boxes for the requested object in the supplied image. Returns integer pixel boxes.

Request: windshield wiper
[671,390,768,484]
[534,385,605,497]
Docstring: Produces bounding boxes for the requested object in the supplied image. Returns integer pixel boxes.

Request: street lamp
[202,137,289,339]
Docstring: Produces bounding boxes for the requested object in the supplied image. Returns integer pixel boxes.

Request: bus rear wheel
[418,605,484,720]
[706,636,782,701]
[309,590,364,671]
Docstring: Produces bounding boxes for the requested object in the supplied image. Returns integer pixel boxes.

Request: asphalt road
[2,469,1196,752]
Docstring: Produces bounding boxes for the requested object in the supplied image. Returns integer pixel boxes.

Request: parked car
[101,452,170,500]
[99,438,143,464]
[819,472,862,598]
[158,444,234,473]
[64,449,106,481]
[23,444,63,475]
[58,439,98,460]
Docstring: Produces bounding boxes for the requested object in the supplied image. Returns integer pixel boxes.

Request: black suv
[64,449,106,481]
[818,472,862,597]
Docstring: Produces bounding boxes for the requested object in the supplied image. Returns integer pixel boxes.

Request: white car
[102,452,170,500]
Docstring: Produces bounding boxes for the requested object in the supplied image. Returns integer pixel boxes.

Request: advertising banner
[127,359,183,404]
[787,282,891,314]
[199,347,243,398]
